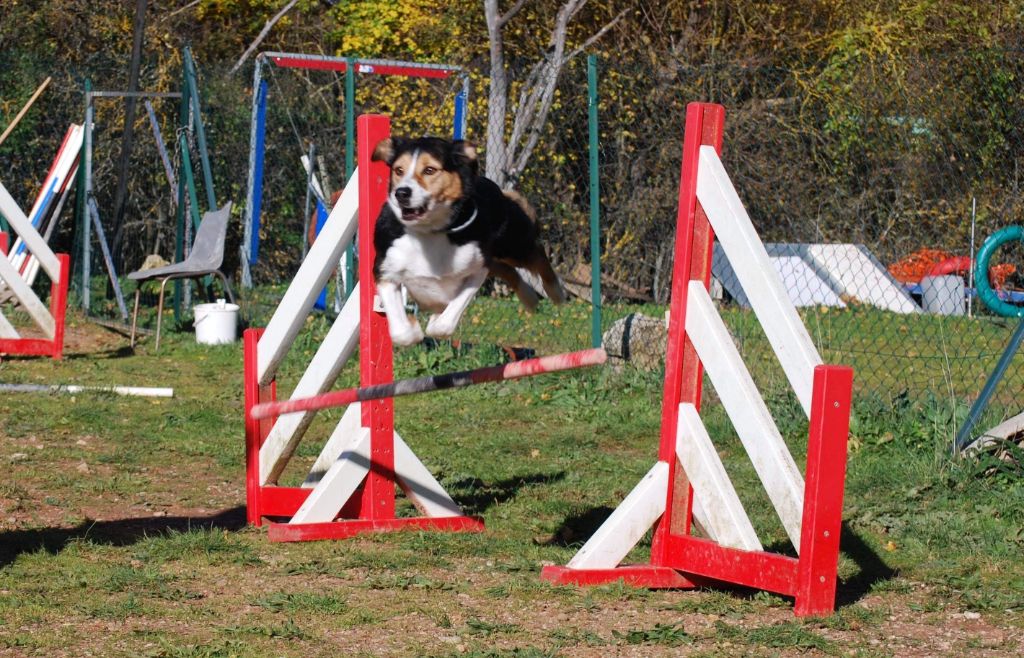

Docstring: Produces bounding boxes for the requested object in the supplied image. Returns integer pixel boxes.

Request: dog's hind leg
[489,260,540,312]
[425,269,488,339]
[526,245,568,305]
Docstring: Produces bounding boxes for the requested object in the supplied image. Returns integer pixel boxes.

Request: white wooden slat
[394,433,464,518]
[302,403,364,487]
[289,427,371,524]
[567,461,668,570]
[691,495,715,542]
[259,288,361,485]
[686,282,804,549]
[10,126,83,285]
[0,182,61,281]
[301,404,462,517]
[257,168,360,385]
[0,309,19,338]
[676,403,762,552]
[696,146,822,417]
[0,253,54,337]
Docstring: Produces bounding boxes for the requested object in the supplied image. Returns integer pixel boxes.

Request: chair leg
[130,287,142,348]
[156,278,170,353]
[215,271,236,304]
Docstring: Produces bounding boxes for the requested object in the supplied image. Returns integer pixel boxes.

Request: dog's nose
[394,187,412,204]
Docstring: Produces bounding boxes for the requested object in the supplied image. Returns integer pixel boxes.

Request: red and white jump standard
[0,173,72,360]
[243,114,604,542]
[540,103,854,617]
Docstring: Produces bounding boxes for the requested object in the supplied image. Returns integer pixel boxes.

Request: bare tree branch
[230,0,301,75]
[484,0,623,187]
[567,8,628,60]
[161,0,202,21]
[497,0,531,28]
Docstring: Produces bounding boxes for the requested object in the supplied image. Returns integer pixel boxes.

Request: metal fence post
[588,54,602,348]
[344,56,357,297]
[82,80,93,311]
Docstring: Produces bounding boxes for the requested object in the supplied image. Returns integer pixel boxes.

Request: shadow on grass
[445,472,567,516]
[0,506,247,568]
[835,522,897,607]
[540,505,618,546]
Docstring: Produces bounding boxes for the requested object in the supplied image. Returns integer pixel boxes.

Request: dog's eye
[394,166,404,176]
[422,166,437,175]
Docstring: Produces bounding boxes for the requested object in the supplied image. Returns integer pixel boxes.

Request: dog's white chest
[378,233,485,311]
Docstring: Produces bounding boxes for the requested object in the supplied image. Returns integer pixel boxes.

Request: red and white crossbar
[262,51,460,79]
[250,348,606,420]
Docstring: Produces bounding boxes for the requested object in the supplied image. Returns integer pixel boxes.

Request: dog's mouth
[400,204,428,222]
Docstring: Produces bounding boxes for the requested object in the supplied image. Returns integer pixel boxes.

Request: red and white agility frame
[0,178,72,360]
[540,103,854,617]
[244,114,602,541]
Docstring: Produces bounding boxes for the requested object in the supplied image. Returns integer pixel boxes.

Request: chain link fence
[591,51,1024,444]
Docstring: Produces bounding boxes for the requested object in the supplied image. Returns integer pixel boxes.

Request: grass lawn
[0,298,1022,657]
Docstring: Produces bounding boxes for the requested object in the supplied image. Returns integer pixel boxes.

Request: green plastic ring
[975,225,1024,318]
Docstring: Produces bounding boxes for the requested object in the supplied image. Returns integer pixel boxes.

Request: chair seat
[127,260,221,282]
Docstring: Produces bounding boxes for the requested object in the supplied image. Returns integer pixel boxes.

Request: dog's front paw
[390,318,425,346]
[425,314,458,339]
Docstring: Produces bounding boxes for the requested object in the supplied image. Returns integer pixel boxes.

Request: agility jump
[243,113,600,543]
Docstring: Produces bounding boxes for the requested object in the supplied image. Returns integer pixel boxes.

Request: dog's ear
[451,140,478,174]
[372,138,394,164]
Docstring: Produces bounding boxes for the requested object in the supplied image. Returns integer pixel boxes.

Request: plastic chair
[129,201,235,351]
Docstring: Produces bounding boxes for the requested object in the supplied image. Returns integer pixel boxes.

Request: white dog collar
[446,207,478,234]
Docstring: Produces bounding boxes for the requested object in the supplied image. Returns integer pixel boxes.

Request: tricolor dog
[371,136,566,346]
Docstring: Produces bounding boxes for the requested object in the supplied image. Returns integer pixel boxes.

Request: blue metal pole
[954,319,1024,452]
[250,79,268,266]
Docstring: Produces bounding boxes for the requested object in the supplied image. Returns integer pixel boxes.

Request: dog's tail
[502,189,537,223]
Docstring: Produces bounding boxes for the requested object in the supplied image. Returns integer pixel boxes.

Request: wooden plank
[302,403,363,487]
[289,428,371,524]
[0,182,61,281]
[686,282,804,549]
[394,432,463,518]
[0,310,19,338]
[676,403,762,551]
[0,252,54,337]
[663,532,800,597]
[269,515,483,542]
[256,168,359,385]
[794,365,853,617]
[259,288,361,485]
[567,461,668,570]
[696,146,822,416]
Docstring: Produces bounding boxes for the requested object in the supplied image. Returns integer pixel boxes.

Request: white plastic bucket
[193,299,239,345]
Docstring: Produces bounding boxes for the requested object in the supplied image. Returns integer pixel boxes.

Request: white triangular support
[685,282,805,549]
[567,461,669,569]
[696,145,822,417]
[676,403,762,552]
[259,286,361,485]
[293,402,465,524]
